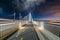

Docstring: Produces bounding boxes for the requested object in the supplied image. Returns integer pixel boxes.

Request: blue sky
[0,0,60,20]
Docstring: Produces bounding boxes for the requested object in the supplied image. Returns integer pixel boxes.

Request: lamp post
[14,12,16,21]
[16,13,22,37]
[19,13,22,19]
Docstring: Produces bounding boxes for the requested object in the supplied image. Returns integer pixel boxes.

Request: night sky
[0,0,60,20]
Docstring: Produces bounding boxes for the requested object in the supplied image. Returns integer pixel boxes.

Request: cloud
[38,5,60,20]
[53,11,60,17]
[24,0,45,10]
[38,17,60,20]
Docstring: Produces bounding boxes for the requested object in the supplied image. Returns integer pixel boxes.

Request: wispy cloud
[24,0,45,10]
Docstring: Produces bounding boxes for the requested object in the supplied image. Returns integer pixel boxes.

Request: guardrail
[34,26,60,40]
[50,23,60,37]
[41,29,60,40]
[0,22,19,40]
[43,22,60,38]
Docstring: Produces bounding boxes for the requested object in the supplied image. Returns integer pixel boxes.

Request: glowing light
[19,22,25,29]
[40,21,44,30]
[38,21,44,30]
[33,21,38,25]
[19,27,25,30]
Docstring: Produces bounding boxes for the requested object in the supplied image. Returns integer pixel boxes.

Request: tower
[29,12,33,21]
